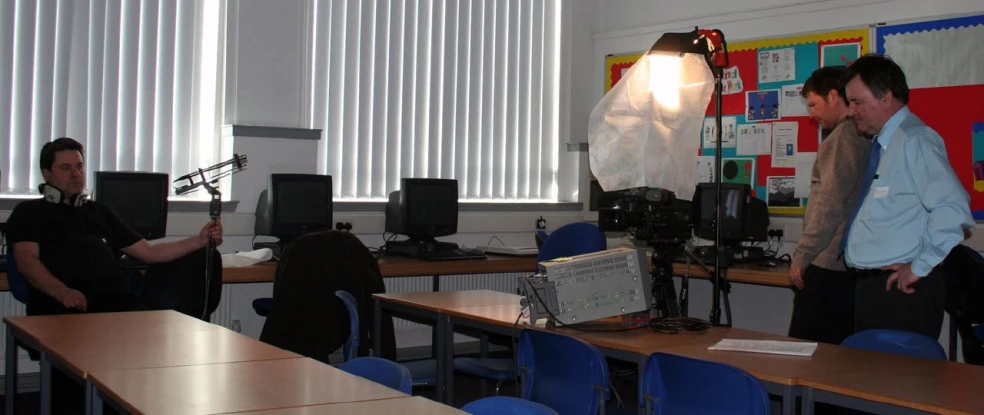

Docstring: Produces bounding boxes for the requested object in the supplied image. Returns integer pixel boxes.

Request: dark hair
[801,66,847,104]
[40,137,84,171]
[841,54,909,104]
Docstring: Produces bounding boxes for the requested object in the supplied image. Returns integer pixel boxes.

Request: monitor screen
[385,178,458,240]
[255,174,333,239]
[695,183,748,242]
[94,171,169,240]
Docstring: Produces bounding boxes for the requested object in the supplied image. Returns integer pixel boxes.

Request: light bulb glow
[647,54,682,110]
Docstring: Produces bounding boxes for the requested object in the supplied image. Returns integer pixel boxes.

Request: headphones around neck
[39,183,89,207]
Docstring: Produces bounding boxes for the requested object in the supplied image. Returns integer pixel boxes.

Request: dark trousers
[854,267,946,339]
[788,265,856,344]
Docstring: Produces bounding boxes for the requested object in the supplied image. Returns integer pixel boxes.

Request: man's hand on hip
[883,263,919,294]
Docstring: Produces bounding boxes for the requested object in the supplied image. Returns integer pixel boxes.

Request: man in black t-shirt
[6,137,223,316]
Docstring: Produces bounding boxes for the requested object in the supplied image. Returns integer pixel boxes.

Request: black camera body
[597,187,694,244]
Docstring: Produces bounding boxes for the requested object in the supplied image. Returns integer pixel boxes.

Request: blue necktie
[841,136,882,256]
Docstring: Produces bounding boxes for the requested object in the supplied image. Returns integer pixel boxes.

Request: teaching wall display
[875,14,984,219]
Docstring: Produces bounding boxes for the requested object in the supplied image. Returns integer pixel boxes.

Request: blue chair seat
[841,329,946,360]
[402,359,438,385]
[338,357,413,394]
[454,357,515,381]
[463,396,558,415]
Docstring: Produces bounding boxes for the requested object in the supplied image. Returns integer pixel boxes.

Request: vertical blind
[307,0,563,201]
[0,0,224,196]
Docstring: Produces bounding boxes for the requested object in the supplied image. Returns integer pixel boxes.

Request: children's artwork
[746,90,781,122]
[767,176,801,207]
[723,66,744,95]
[702,116,737,149]
[721,158,755,186]
[771,122,799,167]
[758,48,796,83]
[821,43,861,67]
[780,84,808,117]
[696,155,715,183]
[974,122,984,192]
[736,123,772,156]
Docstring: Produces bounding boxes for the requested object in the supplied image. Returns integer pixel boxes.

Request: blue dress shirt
[844,107,973,277]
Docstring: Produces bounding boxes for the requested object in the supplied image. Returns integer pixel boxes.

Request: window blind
[0,0,224,197]
[307,0,562,201]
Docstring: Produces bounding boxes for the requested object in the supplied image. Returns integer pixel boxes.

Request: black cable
[511,310,523,398]
[648,316,712,334]
[487,236,505,246]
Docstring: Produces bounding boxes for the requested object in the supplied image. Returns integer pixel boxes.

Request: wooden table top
[655,341,916,386]
[672,262,791,287]
[89,357,408,415]
[237,396,466,415]
[373,290,523,312]
[6,310,299,378]
[798,358,984,415]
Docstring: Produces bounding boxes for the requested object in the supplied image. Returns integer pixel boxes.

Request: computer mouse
[762,260,777,267]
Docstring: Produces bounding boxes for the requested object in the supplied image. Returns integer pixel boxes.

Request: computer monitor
[94,171,169,240]
[693,183,749,243]
[254,174,333,240]
[384,178,459,242]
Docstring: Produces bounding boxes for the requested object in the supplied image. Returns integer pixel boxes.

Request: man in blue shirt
[842,55,973,338]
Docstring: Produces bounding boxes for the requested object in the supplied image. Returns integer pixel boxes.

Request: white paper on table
[772,122,798,168]
[702,116,737,149]
[696,155,715,183]
[758,48,796,83]
[794,152,817,198]
[781,84,808,117]
[737,123,772,156]
[709,339,818,357]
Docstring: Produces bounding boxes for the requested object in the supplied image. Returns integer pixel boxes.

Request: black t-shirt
[6,198,143,314]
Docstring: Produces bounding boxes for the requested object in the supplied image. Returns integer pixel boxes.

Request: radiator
[210,285,236,330]
[383,273,522,332]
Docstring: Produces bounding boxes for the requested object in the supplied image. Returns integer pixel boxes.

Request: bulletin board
[605,52,644,92]
[698,28,870,215]
[874,14,984,219]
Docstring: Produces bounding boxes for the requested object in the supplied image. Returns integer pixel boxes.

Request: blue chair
[537,222,607,265]
[5,246,29,305]
[463,396,559,415]
[517,329,610,415]
[841,329,947,360]
[454,223,608,396]
[338,357,413,394]
[334,290,437,385]
[639,352,769,415]
[252,297,272,317]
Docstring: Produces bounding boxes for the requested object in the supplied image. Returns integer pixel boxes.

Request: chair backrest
[5,245,30,304]
[517,329,609,415]
[337,357,413,394]
[841,329,947,360]
[462,396,560,415]
[942,244,984,322]
[335,290,360,361]
[639,352,770,415]
[536,222,606,265]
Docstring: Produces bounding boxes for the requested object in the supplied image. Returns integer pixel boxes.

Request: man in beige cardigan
[788,66,870,344]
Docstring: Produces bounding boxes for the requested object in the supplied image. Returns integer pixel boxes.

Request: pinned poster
[702,116,737,149]
[974,122,984,192]
[758,47,796,83]
[696,155,715,183]
[772,122,799,168]
[821,43,861,67]
[746,90,781,122]
[737,123,772,156]
[722,66,744,95]
[767,176,801,207]
[795,152,817,198]
[781,84,809,117]
[721,158,755,187]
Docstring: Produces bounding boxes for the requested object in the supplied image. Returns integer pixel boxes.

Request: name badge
[872,186,889,199]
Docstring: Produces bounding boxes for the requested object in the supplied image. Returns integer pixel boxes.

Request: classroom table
[4,310,299,415]
[234,396,467,415]
[88,357,409,415]
[799,356,984,415]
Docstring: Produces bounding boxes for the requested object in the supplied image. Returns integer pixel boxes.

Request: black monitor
[94,171,169,241]
[693,183,751,244]
[254,174,333,240]
[385,178,459,241]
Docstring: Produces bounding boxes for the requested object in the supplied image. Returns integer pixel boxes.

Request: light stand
[173,154,248,320]
[649,28,732,326]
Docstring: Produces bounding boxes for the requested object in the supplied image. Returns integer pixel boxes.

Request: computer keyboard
[418,248,488,261]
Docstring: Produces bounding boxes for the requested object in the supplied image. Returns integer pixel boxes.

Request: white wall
[589,0,984,356]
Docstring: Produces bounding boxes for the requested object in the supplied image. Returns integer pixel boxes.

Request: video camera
[597,187,694,244]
